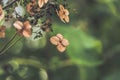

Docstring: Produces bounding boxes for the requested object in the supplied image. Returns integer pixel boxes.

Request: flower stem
[0,36,22,55]
[0,32,17,53]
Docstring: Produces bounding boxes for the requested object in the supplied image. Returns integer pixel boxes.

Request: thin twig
[0,32,17,53]
[0,36,22,56]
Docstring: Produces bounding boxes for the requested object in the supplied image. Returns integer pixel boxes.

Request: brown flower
[56,5,69,23]
[13,21,32,38]
[0,26,6,38]
[0,5,4,21]
[38,0,48,8]
[50,33,69,52]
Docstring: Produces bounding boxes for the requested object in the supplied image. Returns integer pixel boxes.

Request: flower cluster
[0,0,70,53]
[56,5,69,23]
[13,21,32,37]
[50,33,69,52]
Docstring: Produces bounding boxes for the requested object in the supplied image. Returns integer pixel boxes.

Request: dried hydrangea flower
[13,21,32,38]
[38,0,48,8]
[50,33,69,52]
[56,5,69,23]
[0,5,4,21]
[0,26,6,38]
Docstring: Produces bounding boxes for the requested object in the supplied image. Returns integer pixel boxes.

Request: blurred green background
[0,0,120,80]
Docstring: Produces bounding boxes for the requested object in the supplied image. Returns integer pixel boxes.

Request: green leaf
[39,69,48,80]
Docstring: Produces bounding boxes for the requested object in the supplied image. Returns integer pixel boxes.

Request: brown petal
[56,33,63,40]
[64,9,69,15]
[61,39,69,46]
[0,5,2,14]
[0,5,4,21]
[22,29,32,38]
[27,3,32,12]
[44,0,48,3]
[13,21,23,29]
[57,44,66,52]
[38,0,44,8]
[64,15,69,23]
[50,36,60,45]
[59,5,65,11]
[0,12,4,21]
[23,21,32,29]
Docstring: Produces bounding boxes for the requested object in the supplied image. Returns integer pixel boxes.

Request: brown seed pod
[38,0,48,8]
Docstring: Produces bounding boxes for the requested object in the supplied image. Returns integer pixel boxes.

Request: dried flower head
[0,26,6,38]
[56,5,69,23]
[38,0,48,8]
[13,21,32,38]
[0,5,4,21]
[50,33,69,52]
